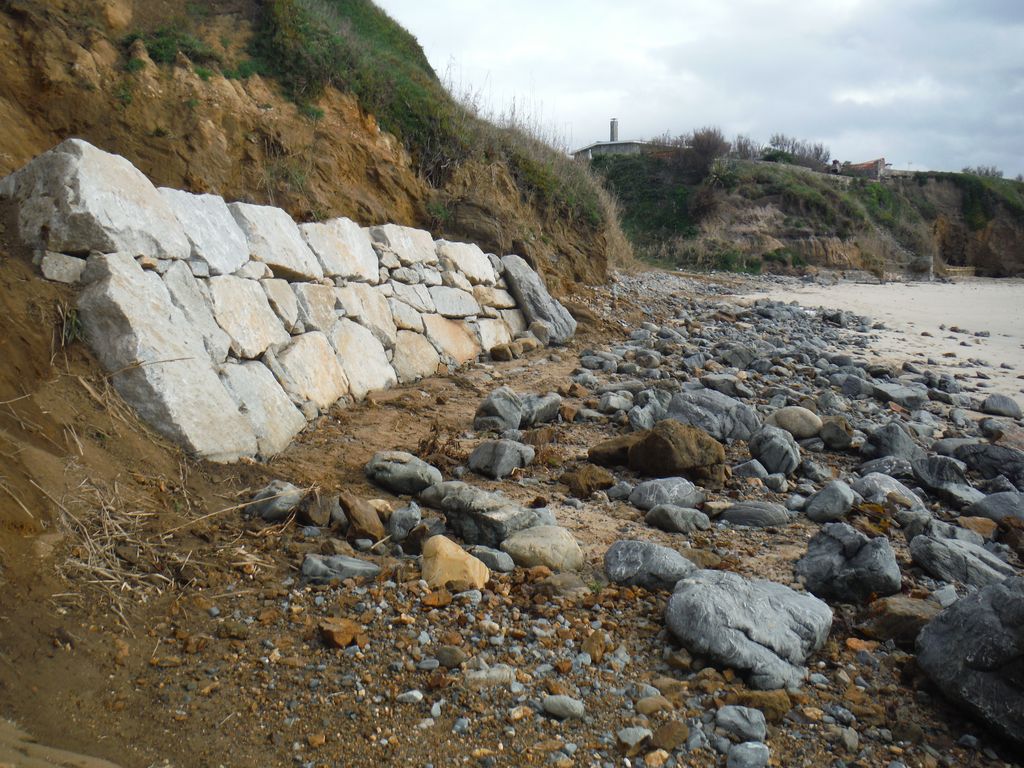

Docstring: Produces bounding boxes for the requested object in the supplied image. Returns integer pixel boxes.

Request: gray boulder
[645,505,711,534]
[665,389,762,442]
[468,545,516,572]
[365,451,443,495]
[910,536,1017,588]
[862,421,926,462]
[474,386,524,432]
[388,502,422,542]
[500,254,576,344]
[716,705,767,742]
[954,443,1024,491]
[748,426,800,476]
[980,393,1022,419]
[912,455,984,508]
[605,540,695,591]
[969,491,1024,523]
[250,480,306,522]
[301,553,381,584]
[857,456,914,479]
[851,473,928,514]
[804,480,855,523]
[727,743,770,768]
[520,392,562,427]
[427,483,541,547]
[795,523,901,603]
[721,501,790,528]
[629,477,705,511]
[916,577,1024,747]
[871,382,928,410]
[666,570,833,689]
[468,439,535,480]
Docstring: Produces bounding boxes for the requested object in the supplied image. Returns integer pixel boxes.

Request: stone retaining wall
[0,139,575,462]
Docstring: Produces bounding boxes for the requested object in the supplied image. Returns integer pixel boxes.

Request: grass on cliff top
[249,0,604,226]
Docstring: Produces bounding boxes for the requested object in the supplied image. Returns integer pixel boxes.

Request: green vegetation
[194,65,213,81]
[124,57,146,73]
[124,28,220,65]
[932,172,1024,231]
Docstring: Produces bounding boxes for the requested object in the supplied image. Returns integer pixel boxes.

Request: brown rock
[561,464,615,498]
[582,630,609,664]
[436,645,469,669]
[490,343,514,361]
[627,420,726,485]
[644,749,670,767]
[421,536,490,590]
[298,493,339,527]
[588,432,645,467]
[338,491,385,541]
[559,403,579,422]
[680,549,722,569]
[957,515,998,540]
[522,426,558,447]
[725,688,792,723]
[636,695,673,716]
[319,618,366,649]
[858,596,941,648]
[652,720,690,751]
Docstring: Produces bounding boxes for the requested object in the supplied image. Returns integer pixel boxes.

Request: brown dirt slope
[0,0,626,291]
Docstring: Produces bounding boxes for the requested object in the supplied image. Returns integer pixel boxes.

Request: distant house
[841,158,889,180]
[572,119,648,160]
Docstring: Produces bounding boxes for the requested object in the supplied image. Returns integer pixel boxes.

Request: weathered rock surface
[0,138,190,259]
[721,501,790,528]
[627,420,726,485]
[666,389,761,442]
[273,332,350,410]
[219,361,307,458]
[795,523,901,603]
[422,314,481,364]
[604,540,695,590]
[857,596,941,648]
[666,570,833,689]
[500,254,576,344]
[301,553,380,584]
[335,283,398,349]
[980,393,1022,419]
[392,330,441,384]
[329,318,397,400]
[299,217,379,283]
[474,387,524,432]
[500,526,584,571]
[468,439,535,480]
[423,483,542,548]
[629,477,705,511]
[436,240,496,285]
[161,260,230,363]
[365,451,443,495]
[916,577,1024,746]
[159,188,249,275]
[910,536,1017,587]
[421,535,490,590]
[749,426,801,476]
[77,253,257,462]
[766,406,822,439]
[969,491,1024,522]
[208,275,290,359]
[804,480,856,523]
[370,224,438,267]
[227,202,323,281]
[645,505,711,534]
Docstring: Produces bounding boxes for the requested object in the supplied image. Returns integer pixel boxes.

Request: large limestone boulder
[369,224,438,266]
[207,275,290,359]
[158,188,249,275]
[392,330,441,384]
[0,139,190,259]
[227,202,323,281]
[436,240,497,285]
[391,282,435,313]
[500,254,576,344]
[335,283,398,349]
[473,286,517,309]
[422,314,481,364]
[428,285,481,318]
[475,319,513,351]
[292,283,340,333]
[261,278,301,333]
[916,577,1024,747]
[273,332,350,410]
[77,253,256,462]
[329,318,397,400]
[299,217,379,283]
[666,569,833,689]
[161,261,230,363]
[219,360,307,457]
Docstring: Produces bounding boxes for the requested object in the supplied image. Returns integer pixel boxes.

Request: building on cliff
[572,119,649,160]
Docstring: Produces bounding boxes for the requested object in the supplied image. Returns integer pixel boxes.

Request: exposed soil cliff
[0,0,626,291]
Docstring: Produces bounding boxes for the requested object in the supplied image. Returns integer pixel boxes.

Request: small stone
[652,720,690,751]
[727,741,769,768]
[542,695,585,720]
[397,689,424,704]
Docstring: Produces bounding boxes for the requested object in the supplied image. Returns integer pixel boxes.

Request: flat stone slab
[369,224,438,267]
[159,187,249,275]
[0,138,191,260]
[428,285,481,318]
[329,318,396,400]
[208,275,290,359]
[436,240,496,285]
[422,314,481,364]
[219,360,307,458]
[299,217,379,283]
[77,253,256,462]
[228,201,323,281]
[666,569,833,690]
[910,535,1017,588]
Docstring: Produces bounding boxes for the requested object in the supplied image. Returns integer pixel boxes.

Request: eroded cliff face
[0,0,619,290]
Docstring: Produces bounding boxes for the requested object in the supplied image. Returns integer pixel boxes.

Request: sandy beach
[749,278,1024,400]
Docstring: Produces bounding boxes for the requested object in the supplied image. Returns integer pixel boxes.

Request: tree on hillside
[962,165,1004,178]
[731,134,763,160]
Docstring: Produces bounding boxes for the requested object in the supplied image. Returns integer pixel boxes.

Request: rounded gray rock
[795,522,901,603]
[804,480,855,523]
[604,539,695,591]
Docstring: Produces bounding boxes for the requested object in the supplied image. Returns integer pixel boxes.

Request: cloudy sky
[375,0,1023,177]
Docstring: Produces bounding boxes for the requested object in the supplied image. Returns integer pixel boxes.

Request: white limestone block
[473,285,517,309]
[0,138,190,259]
[388,298,423,332]
[293,283,339,333]
[428,285,481,318]
[227,202,324,281]
[391,282,435,313]
[368,224,438,267]
[501,308,528,336]
[162,261,231,363]
[219,361,307,457]
[436,240,497,286]
[208,275,290,359]
[335,283,397,349]
[476,318,513,351]
[421,314,481,365]
[299,218,379,283]
[261,278,300,332]
[40,252,87,284]
[329,318,397,401]
[274,332,350,410]
[76,252,256,462]
[392,330,441,385]
[158,188,249,275]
